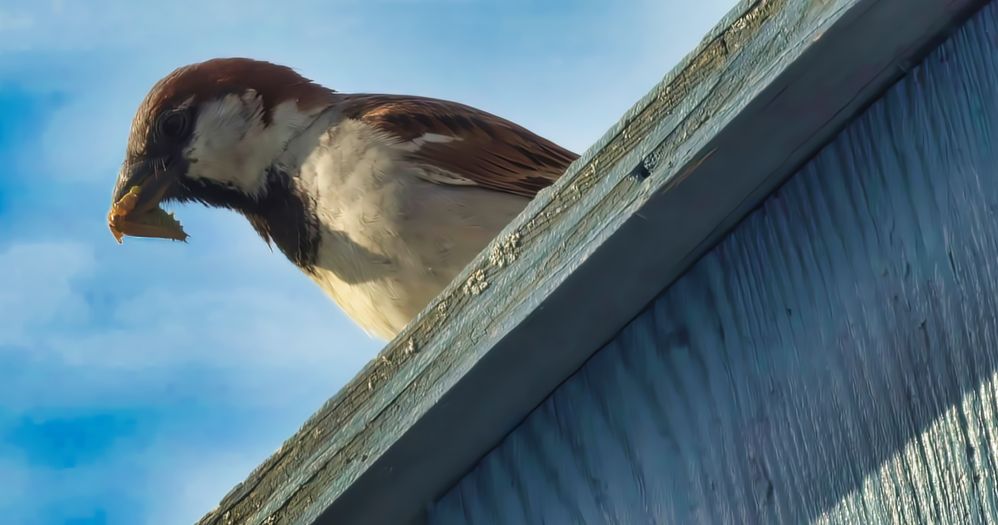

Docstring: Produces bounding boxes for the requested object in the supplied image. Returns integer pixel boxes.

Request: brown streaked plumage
[340,94,578,197]
[110,57,579,339]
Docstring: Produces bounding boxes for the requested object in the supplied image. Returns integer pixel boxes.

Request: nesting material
[108,185,188,243]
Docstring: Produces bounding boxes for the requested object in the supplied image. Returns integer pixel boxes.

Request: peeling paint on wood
[195,0,986,524]
[432,3,998,522]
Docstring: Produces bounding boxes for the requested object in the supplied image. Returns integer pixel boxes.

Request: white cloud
[0,241,378,416]
[50,285,367,371]
[0,241,95,346]
[36,90,135,183]
[0,456,29,512]
[0,10,32,32]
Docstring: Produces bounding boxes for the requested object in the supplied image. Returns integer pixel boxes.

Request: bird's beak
[108,158,189,244]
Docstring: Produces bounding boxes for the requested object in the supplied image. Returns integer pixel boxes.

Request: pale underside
[288,116,529,339]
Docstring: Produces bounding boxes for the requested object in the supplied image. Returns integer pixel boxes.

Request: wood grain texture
[195,0,985,524]
[431,3,998,523]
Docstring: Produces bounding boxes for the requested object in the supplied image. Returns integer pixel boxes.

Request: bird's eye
[156,110,191,141]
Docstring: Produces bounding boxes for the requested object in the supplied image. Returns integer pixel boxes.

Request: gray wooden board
[195,0,987,524]
[432,2,998,521]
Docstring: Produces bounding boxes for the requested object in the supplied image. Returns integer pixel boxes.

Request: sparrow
[109,58,578,340]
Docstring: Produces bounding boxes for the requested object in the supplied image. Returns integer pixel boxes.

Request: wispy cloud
[0,10,32,33]
[0,237,367,411]
[0,241,95,348]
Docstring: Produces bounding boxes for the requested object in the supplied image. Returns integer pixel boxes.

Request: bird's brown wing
[339,94,579,198]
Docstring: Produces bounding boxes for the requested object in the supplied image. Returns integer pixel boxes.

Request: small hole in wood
[629,162,651,181]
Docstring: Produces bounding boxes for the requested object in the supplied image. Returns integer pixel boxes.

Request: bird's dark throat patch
[170,167,320,270]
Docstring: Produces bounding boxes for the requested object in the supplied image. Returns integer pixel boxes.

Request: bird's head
[108,57,336,243]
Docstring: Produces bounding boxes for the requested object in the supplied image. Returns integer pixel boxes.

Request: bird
[108,57,578,340]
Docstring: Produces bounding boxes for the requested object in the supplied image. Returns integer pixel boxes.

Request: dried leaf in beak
[108,185,188,243]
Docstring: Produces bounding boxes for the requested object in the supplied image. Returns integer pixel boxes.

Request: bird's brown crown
[126,57,335,157]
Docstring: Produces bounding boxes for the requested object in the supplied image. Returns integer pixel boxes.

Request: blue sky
[0,1,737,523]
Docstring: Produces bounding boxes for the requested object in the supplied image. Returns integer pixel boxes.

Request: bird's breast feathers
[285,116,527,338]
[277,95,578,339]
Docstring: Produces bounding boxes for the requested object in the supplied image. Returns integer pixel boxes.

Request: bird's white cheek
[183,97,323,197]
[183,93,268,195]
[185,134,266,194]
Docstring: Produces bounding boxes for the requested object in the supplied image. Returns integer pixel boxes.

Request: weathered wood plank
[432,3,998,521]
[196,0,986,524]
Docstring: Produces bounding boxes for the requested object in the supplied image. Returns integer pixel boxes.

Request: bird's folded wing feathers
[340,94,579,198]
